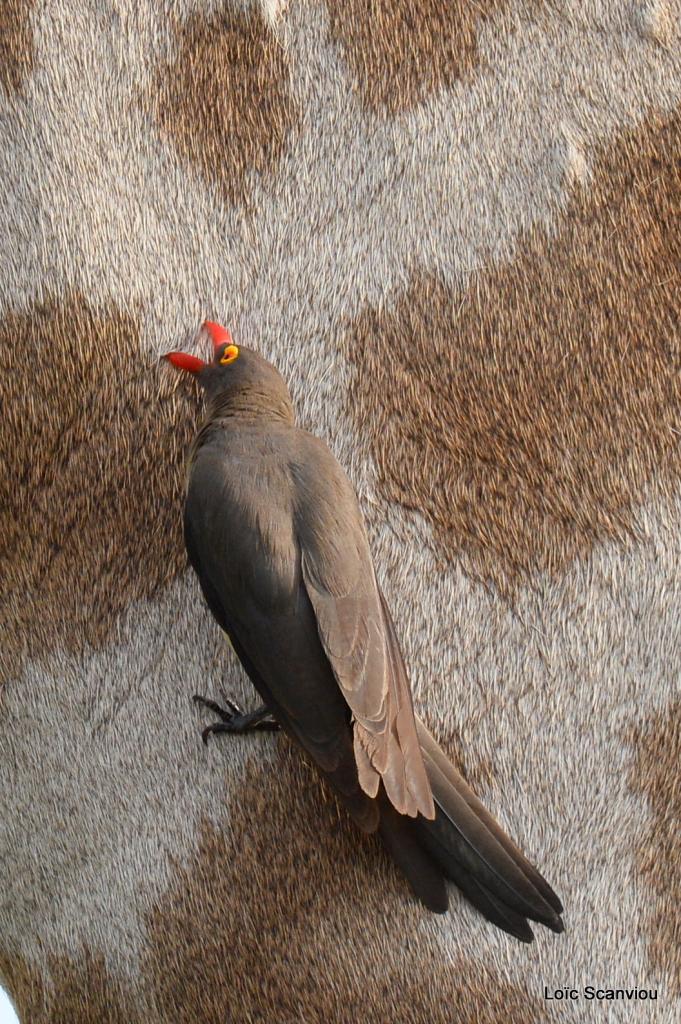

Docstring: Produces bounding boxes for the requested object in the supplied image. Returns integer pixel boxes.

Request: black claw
[192,694,233,722]
[219,692,244,716]
[193,694,281,740]
[252,719,281,732]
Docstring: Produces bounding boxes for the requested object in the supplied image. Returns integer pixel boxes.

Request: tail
[378,715,564,942]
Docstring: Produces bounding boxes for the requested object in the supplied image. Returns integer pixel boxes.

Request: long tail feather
[416,716,563,916]
[378,718,564,939]
[378,797,448,913]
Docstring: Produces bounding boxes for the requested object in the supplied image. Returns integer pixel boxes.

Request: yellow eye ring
[219,344,240,365]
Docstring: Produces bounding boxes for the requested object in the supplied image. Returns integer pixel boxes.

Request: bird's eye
[219,344,240,365]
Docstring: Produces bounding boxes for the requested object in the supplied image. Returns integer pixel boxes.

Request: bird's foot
[192,694,280,745]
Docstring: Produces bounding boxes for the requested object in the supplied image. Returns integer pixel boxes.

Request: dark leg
[192,694,280,745]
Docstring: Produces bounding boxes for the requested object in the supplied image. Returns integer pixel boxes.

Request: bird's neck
[189,396,296,469]
[205,389,296,427]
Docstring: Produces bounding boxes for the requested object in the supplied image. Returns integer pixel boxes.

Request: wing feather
[296,439,434,819]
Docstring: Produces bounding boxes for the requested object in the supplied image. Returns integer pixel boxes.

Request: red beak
[163,320,234,373]
[203,320,234,357]
[163,351,207,374]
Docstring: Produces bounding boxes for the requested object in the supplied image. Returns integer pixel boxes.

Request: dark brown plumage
[164,321,564,941]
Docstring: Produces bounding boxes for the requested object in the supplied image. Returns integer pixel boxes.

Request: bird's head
[164,321,294,420]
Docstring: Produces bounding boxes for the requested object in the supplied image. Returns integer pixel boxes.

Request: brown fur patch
[324,0,526,114]
[442,726,498,793]
[628,702,681,996]
[347,111,680,591]
[0,293,197,688]
[153,5,299,207]
[0,0,35,95]
[0,948,139,1023]
[145,741,547,1023]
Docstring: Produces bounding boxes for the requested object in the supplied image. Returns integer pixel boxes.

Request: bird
[163,319,564,941]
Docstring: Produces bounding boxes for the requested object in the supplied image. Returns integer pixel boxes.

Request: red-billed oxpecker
[163,320,564,940]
